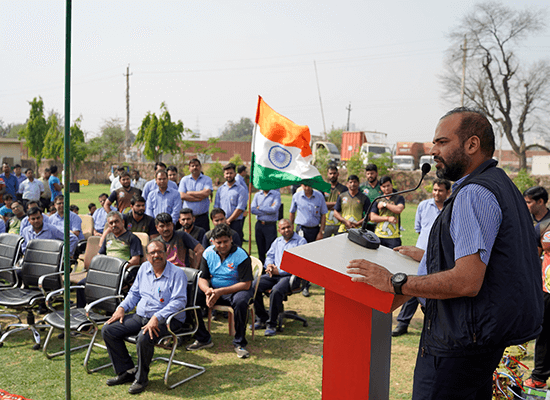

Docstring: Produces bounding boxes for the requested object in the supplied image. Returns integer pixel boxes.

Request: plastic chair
[133,232,149,262]
[208,256,263,339]
[79,215,94,240]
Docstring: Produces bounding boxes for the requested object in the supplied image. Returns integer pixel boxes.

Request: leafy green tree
[327,127,343,152]
[513,169,537,193]
[313,147,331,179]
[135,102,189,162]
[43,114,63,162]
[347,151,366,177]
[229,154,244,167]
[87,118,127,162]
[19,97,48,166]
[206,160,224,185]
[181,137,226,164]
[219,117,253,141]
[65,118,88,179]
[366,152,393,175]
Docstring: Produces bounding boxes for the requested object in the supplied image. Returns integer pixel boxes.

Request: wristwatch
[391,273,408,295]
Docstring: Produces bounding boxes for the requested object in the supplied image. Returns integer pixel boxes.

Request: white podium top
[285,233,419,278]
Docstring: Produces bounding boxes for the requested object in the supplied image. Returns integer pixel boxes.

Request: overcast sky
[1,0,549,147]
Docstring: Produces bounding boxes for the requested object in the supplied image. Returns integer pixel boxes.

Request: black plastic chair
[0,233,24,288]
[275,275,308,332]
[42,255,128,360]
[0,239,64,350]
[86,267,206,389]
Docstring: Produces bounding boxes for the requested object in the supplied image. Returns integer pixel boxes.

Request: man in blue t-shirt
[186,224,253,359]
[48,166,63,203]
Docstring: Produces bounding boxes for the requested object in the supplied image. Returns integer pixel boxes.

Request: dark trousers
[194,213,210,233]
[230,219,244,243]
[412,346,505,400]
[255,221,277,265]
[396,297,419,326]
[531,292,550,382]
[380,237,401,249]
[253,274,292,328]
[102,313,183,383]
[300,225,320,290]
[193,286,253,348]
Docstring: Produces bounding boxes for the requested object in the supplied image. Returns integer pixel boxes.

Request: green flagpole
[63,1,72,399]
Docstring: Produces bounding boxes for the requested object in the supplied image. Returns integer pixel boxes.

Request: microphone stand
[347,163,432,249]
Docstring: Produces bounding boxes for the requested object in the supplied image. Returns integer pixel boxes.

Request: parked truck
[393,142,424,171]
[340,131,391,164]
[312,141,341,165]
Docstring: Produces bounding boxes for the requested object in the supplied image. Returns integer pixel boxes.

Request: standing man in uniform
[323,164,347,238]
[369,176,405,249]
[333,175,370,233]
[145,170,182,225]
[214,163,248,243]
[18,168,44,208]
[392,178,451,337]
[347,108,543,399]
[0,162,19,199]
[359,164,383,232]
[141,162,178,201]
[38,168,52,211]
[178,159,213,232]
[523,186,550,389]
[250,189,281,264]
[289,184,327,297]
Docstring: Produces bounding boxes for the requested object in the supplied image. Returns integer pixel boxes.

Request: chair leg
[83,328,112,374]
[249,307,255,340]
[228,310,235,337]
[207,309,212,333]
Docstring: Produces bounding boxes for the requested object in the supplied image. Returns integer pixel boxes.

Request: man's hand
[316,231,323,241]
[343,220,354,230]
[205,288,220,308]
[265,264,279,277]
[106,306,125,325]
[142,316,160,339]
[377,201,386,210]
[387,216,397,224]
[346,259,393,293]
[394,246,425,262]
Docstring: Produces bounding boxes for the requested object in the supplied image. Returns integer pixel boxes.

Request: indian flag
[252,97,330,193]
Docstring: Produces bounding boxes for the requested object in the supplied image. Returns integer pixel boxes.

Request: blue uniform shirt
[21,222,78,255]
[414,198,442,251]
[214,182,248,221]
[200,245,252,289]
[0,173,19,198]
[178,174,213,215]
[145,187,182,225]
[265,232,307,274]
[235,174,249,194]
[0,218,5,233]
[290,189,328,227]
[20,213,51,234]
[50,211,85,241]
[250,190,281,222]
[119,260,188,324]
[142,179,178,202]
[49,175,62,202]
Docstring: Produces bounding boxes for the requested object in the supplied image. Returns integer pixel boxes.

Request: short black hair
[155,170,168,179]
[189,158,201,165]
[88,203,96,210]
[154,162,167,171]
[119,171,131,179]
[379,176,392,185]
[348,174,360,182]
[223,163,236,172]
[237,165,247,174]
[131,196,146,205]
[3,194,13,201]
[27,206,42,217]
[328,164,338,172]
[69,205,79,213]
[167,166,178,173]
[14,164,21,169]
[50,165,58,174]
[211,224,232,240]
[524,186,549,204]
[54,194,64,203]
[154,212,173,225]
[433,178,451,191]
[99,193,109,199]
[365,163,378,172]
[210,207,226,220]
[27,200,40,210]
[441,107,495,158]
[180,207,193,216]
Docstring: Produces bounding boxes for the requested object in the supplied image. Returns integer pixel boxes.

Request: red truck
[393,142,424,171]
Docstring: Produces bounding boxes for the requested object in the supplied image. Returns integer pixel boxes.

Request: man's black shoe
[128,380,148,395]
[392,323,408,337]
[106,371,136,386]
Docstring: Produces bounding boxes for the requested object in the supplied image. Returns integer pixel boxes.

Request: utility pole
[314,60,327,139]
[124,64,132,158]
[346,102,352,131]
[460,36,467,107]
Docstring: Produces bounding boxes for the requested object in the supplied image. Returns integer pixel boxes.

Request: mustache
[434,156,445,163]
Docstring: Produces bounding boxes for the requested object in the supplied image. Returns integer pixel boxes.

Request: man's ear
[465,135,481,155]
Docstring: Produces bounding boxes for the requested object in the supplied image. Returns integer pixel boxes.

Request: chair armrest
[289,275,302,292]
[0,266,20,290]
[45,285,85,311]
[38,271,65,296]
[165,305,201,336]
[85,294,125,315]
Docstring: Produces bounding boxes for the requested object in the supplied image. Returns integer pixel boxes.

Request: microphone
[348,163,432,249]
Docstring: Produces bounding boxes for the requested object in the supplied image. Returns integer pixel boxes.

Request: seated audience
[21,207,78,255]
[178,208,206,244]
[123,196,158,238]
[7,200,25,234]
[203,208,242,249]
[50,195,85,241]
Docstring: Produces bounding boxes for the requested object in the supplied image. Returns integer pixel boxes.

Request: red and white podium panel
[281,234,419,400]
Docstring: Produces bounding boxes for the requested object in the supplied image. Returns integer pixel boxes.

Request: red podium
[280,234,419,399]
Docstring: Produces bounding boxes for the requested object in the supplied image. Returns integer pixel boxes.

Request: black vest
[421,159,543,356]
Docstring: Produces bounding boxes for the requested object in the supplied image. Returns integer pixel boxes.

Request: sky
[1,0,549,148]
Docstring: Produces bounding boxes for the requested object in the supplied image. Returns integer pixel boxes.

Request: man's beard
[330,177,338,184]
[134,209,145,216]
[183,223,193,230]
[435,149,469,181]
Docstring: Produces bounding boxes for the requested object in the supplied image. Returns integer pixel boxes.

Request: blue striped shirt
[417,176,502,304]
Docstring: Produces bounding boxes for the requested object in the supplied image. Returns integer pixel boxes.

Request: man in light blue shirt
[102,240,187,394]
[250,189,281,264]
[145,170,182,225]
[214,163,248,242]
[253,219,306,336]
[141,162,178,201]
[178,159,213,232]
[21,207,78,255]
[92,193,113,235]
[49,195,85,241]
[0,162,19,199]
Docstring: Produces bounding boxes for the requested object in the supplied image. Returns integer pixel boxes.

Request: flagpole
[248,99,260,255]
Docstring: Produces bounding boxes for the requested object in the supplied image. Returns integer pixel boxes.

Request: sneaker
[186,339,214,351]
[234,346,250,359]
[302,287,310,297]
[524,377,547,389]
[264,327,276,337]
[250,321,266,330]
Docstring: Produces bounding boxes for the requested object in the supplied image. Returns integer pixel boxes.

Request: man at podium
[347,107,543,400]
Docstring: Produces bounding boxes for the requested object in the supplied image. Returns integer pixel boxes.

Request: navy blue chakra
[268,146,292,169]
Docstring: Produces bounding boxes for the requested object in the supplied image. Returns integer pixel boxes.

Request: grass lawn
[0,184,536,399]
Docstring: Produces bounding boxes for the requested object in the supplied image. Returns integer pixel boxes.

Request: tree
[441,2,550,170]
[87,118,127,162]
[180,137,226,164]
[347,151,366,177]
[19,97,48,166]
[135,102,190,162]
[43,113,63,162]
[313,147,331,179]
[327,127,344,152]
[219,117,253,141]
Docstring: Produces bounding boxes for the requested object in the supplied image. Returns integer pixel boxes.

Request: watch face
[393,273,407,284]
